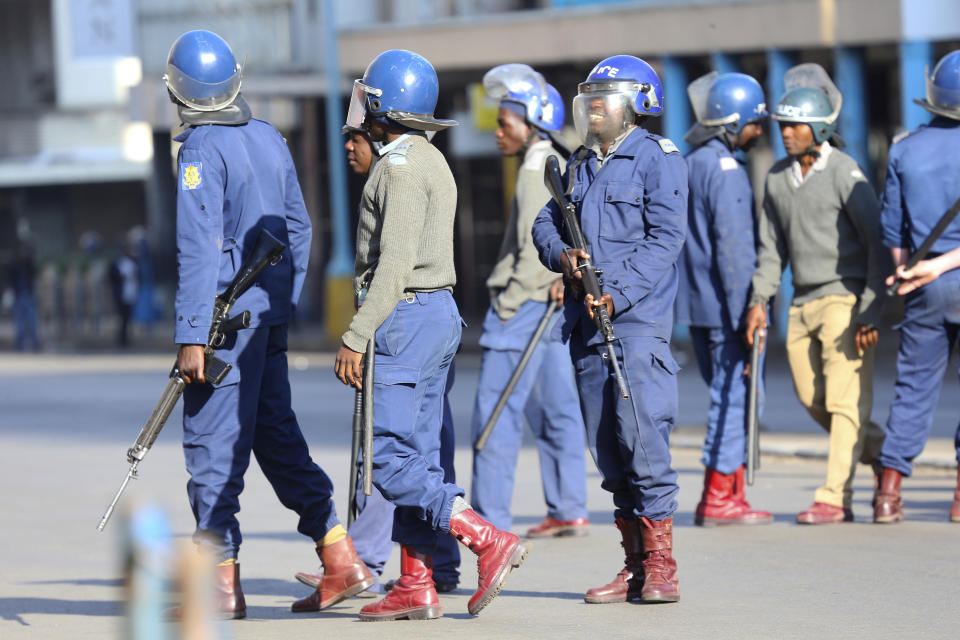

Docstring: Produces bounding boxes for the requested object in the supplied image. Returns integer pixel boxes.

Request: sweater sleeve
[749,181,788,308]
[841,170,888,326]
[341,165,427,352]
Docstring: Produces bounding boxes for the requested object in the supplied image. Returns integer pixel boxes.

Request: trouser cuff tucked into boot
[448,505,529,616]
[359,546,441,621]
[291,537,374,612]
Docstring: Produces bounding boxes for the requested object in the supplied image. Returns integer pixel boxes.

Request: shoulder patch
[719,156,739,171]
[657,138,680,154]
[180,162,202,190]
[388,155,407,165]
[850,168,865,180]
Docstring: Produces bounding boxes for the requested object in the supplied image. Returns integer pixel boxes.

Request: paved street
[0,350,958,639]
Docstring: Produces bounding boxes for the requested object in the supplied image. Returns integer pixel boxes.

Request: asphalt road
[0,351,958,639]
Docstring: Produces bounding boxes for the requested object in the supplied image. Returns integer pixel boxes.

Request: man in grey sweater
[745,64,887,525]
[334,49,529,622]
[470,64,588,539]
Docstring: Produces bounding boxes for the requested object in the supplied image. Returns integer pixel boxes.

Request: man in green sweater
[334,49,529,621]
[744,64,887,525]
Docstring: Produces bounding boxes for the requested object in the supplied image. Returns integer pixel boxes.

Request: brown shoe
[291,537,375,612]
[796,502,853,525]
[584,518,644,604]
[950,468,960,523]
[525,517,590,538]
[638,517,679,603]
[873,468,904,524]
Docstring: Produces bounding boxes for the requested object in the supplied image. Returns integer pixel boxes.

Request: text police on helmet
[573,55,662,147]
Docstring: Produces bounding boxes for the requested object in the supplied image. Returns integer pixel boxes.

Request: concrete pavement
[0,351,958,639]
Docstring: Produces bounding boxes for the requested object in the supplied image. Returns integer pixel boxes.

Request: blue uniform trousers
[471,301,588,530]
[879,267,960,476]
[690,326,767,475]
[183,323,338,562]
[570,334,680,520]
[370,290,465,557]
[349,362,461,586]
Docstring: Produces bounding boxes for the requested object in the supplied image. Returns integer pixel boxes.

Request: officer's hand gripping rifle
[544,154,629,399]
[97,228,287,532]
[746,326,762,486]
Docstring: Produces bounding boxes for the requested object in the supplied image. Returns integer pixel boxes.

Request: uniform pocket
[651,343,681,375]
[599,181,645,240]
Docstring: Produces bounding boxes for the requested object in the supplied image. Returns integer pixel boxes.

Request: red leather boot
[695,467,773,526]
[358,546,441,621]
[584,518,644,604]
[291,537,374,612]
[950,468,960,523]
[447,506,529,616]
[639,517,679,603]
[873,468,904,524]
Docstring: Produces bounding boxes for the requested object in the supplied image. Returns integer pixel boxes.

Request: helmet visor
[573,91,634,147]
[345,80,382,130]
[926,70,960,115]
[164,62,241,111]
[783,63,842,123]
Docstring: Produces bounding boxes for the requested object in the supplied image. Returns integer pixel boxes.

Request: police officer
[470,64,589,538]
[874,50,960,524]
[532,55,687,603]
[166,30,371,618]
[678,71,773,526]
[334,49,528,621]
[292,126,461,604]
[744,63,888,524]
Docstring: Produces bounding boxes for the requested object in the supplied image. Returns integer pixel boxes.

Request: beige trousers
[785,294,884,509]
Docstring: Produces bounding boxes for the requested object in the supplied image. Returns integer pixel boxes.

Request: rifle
[543,154,629,399]
[97,228,287,532]
[746,326,762,486]
[475,298,559,452]
[887,194,960,296]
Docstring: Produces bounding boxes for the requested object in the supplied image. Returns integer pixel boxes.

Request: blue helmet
[701,73,767,133]
[573,55,661,147]
[345,49,457,132]
[164,30,241,111]
[483,63,564,132]
[915,49,960,120]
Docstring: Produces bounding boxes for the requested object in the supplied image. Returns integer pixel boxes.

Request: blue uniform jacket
[174,119,311,344]
[676,138,757,330]
[880,117,960,255]
[532,127,688,345]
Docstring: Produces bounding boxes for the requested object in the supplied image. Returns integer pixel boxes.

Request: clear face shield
[344,80,383,130]
[573,82,639,147]
[482,63,548,115]
[783,63,842,124]
[925,68,960,116]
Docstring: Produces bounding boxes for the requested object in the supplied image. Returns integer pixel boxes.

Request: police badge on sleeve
[180,162,203,190]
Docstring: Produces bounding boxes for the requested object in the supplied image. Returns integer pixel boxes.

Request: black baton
[475,298,559,452]
[361,339,374,497]
[746,326,762,486]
